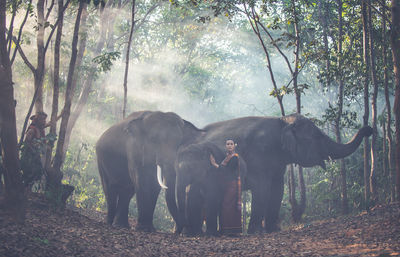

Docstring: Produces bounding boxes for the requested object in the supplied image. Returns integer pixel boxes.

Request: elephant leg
[264,172,284,233]
[135,164,160,232]
[105,187,118,226]
[205,193,220,236]
[186,184,204,236]
[248,178,269,234]
[113,186,135,228]
[98,163,117,226]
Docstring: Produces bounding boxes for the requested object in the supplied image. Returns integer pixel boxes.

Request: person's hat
[30,111,48,120]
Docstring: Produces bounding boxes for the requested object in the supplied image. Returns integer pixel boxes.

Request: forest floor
[0,193,399,257]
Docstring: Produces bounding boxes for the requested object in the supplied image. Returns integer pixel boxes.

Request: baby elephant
[175,141,247,236]
[175,141,224,236]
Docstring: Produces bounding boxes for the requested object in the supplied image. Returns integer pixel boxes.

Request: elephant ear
[124,113,146,135]
[182,119,204,144]
[281,123,297,161]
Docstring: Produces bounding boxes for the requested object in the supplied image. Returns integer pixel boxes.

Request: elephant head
[125,112,183,165]
[281,114,373,168]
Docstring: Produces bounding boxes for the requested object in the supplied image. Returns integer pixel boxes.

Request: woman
[210,139,242,235]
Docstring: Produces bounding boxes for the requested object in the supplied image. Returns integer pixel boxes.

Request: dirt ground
[0,193,399,257]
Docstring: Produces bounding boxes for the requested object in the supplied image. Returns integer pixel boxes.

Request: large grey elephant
[175,141,248,236]
[96,111,202,231]
[187,113,373,233]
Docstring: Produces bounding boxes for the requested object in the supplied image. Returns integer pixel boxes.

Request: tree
[361,0,371,209]
[392,0,400,201]
[48,0,88,205]
[336,0,348,214]
[122,0,136,119]
[0,0,25,222]
[368,0,379,201]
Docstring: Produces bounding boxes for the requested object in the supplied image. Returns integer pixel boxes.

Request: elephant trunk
[176,173,190,234]
[324,126,373,159]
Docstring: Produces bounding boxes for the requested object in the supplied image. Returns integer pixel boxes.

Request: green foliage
[92,51,121,73]
[63,143,105,211]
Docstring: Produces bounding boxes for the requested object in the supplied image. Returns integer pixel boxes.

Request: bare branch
[257,21,294,75]
[44,0,71,54]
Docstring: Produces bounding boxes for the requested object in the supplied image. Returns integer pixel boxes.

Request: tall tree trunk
[319,1,332,92]
[368,0,379,201]
[34,0,46,112]
[45,0,64,172]
[48,0,86,204]
[63,0,115,156]
[336,0,348,214]
[391,0,400,201]
[61,4,88,158]
[0,0,25,222]
[122,0,136,119]
[289,0,306,222]
[382,0,395,202]
[362,0,371,209]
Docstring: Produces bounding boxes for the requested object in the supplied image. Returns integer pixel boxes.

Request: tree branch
[10,0,33,65]
[44,0,71,54]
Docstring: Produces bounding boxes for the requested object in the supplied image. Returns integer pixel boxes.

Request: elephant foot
[247,226,263,235]
[136,223,156,232]
[264,224,281,233]
[113,223,130,229]
[205,230,220,237]
[182,227,203,237]
[112,220,130,229]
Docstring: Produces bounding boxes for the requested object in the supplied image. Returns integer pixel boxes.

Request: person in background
[20,111,48,189]
[210,139,242,235]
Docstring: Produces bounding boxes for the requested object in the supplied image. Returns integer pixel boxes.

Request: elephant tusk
[157,165,168,189]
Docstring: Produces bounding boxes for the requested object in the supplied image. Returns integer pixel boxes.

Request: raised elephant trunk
[324,126,373,160]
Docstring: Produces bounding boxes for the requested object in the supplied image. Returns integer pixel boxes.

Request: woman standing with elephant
[210,139,242,235]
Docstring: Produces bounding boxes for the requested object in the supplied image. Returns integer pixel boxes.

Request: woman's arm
[210,154,219,168]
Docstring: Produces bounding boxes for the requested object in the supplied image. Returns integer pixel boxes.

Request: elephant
[95,111,202,231]
[175,141,248,236]
[187,113,373,233]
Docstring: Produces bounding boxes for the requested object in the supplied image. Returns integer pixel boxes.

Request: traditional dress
[218,152,242,234]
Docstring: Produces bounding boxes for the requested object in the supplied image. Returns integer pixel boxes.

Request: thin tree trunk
[382,0,395,202]
[48,0,86,203]
[244,4,285,116]
[61,4,88,158]
[122,0,136,119]
[0,0,25,222]
[368,0,379,201]
[290,0,306,222]
[362,0,371,209]
[391,0,400,201]
[45,0,64,172]
[63,0,115,155]
[319,1,331,91]
[336,0,348,214]
[34,0,46,112]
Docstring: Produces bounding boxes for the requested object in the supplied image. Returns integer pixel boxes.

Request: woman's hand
[210,154,219,168]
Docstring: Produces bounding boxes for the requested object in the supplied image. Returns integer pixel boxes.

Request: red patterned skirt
[220,179,242,234]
